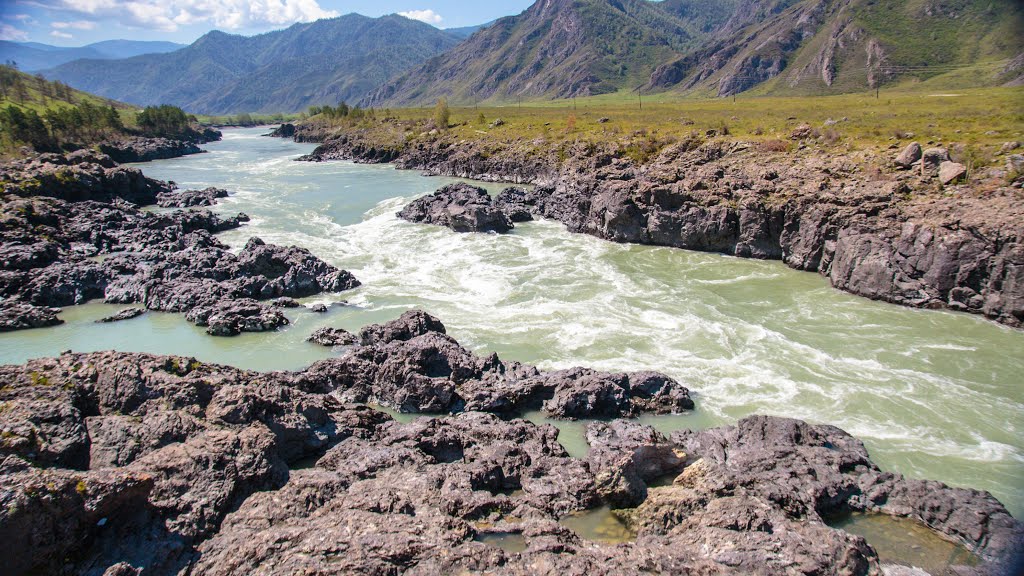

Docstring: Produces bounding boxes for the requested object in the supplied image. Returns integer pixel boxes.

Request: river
[2,126,1021,518]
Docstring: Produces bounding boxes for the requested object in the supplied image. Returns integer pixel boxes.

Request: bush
[433,98,450,130]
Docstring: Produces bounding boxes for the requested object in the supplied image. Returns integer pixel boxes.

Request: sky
[0,0,536,46]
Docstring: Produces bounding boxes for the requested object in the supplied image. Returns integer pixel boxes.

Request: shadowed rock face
[1,335,1017,575]
[398,183,513,233]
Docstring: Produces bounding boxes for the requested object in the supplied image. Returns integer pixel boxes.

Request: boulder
[398,183,513,233]
[939,161,967,185]
[894,142,922,168]
[920,147,950,177]
[307,327,359,347]
[184,298,289,336]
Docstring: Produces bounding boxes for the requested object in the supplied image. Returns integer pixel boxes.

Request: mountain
[0,40,185,72]
[444,20,498,39]
[365,0,710,107]
[649,0,1024,96]
[42,14,463,115]
[368,0,1024,106]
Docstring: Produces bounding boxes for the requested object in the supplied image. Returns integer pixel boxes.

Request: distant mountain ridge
[0,40,185,72]
[367,0,1024,107]
[42,14,463,115]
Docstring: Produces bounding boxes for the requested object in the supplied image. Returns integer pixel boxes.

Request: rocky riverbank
[280,123,1024,328]
[0,311,1019,575]
[0,150,359,335]
[97,127,223,164]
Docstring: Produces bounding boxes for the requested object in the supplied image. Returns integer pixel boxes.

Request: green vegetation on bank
[0,65,210,154]
[304,86,1024,169]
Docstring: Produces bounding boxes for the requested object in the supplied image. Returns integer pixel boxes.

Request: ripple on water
[9,126,1016,520]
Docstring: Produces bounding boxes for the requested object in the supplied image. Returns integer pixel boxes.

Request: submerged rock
[96,308,144,323]
[398,183,513,233]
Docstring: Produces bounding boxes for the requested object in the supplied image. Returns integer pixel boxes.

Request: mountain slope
[365,0,712,107]
[43,15,462,114]
[0,40,185,72]
[650,0,1024,96]
[370,0,1022,106]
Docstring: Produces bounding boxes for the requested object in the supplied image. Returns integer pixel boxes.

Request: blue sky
[0,0,535,46]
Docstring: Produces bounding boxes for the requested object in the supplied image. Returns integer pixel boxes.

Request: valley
[0,0,1022,574]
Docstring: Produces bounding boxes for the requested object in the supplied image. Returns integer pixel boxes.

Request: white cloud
[52,20,97,30]
[56,0,339,32]
[50,30,74,38]
[398,9,443,25]
[0,24,29,41]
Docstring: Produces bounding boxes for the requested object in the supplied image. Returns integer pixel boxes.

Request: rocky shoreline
[0,312,1020,575]
[279,123,1024,328]
[0,149,360,335]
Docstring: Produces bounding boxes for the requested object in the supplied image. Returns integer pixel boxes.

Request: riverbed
[1,126,1020,518]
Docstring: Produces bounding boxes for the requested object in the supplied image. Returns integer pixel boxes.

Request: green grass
[355,86,1023,167]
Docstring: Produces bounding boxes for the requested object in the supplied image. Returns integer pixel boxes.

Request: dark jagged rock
[0,158,358,335]
[307,326,359,347]
[398,183,513,233]
[495,186,536,222]
[0,350,1018,575]
[0,300,63,331]
[96,308,144,323]
[184,298,289,336]
[0,151,170,205]
[665,416,1024,568]
[357,308,446,345]
[98,138,203,164]
[267,123,296,138]
[156,186,228,208]
[586,420,684,508]
[301,310,690,420]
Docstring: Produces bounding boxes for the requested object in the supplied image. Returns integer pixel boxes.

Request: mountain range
[36,0,1024,113]
[367,0,1023,107]
[41,14,462,115]
[0,40,185,72]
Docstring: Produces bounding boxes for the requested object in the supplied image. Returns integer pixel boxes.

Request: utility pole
[633,85,643,110]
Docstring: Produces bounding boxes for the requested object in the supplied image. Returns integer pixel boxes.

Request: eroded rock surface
[398,182,513,233]
[0,152,359,335]
[1,346,1015,575]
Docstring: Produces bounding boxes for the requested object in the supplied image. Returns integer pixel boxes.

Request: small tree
[434,98,450,130]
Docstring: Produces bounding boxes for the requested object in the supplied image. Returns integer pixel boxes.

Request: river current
[2,127,1021,517]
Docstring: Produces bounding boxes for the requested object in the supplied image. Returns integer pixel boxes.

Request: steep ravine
[285,124,1024,328]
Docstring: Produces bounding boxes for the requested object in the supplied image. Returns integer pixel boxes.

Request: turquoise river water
[1,127,1021,520]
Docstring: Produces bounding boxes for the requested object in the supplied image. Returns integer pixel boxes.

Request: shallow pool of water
[2,127,1021,518]
[830,512,979,575]
[559,506,636,544]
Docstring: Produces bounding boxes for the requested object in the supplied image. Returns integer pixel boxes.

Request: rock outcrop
[398,183,513,233]
[300,311,693,419]
[0,152,359,335]
[0,346,1017,575]
[307,326,359,347]
[156,186,228,208]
